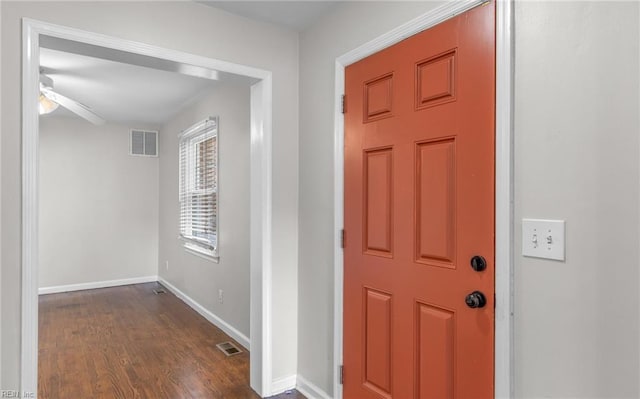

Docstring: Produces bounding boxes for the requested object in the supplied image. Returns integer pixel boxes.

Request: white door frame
[21,19,274,397]
[332,1,514,398]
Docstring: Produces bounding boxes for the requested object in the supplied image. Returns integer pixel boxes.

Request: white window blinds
[179,117,218,256]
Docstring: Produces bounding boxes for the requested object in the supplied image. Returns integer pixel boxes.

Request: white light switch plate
[522,219,565,261]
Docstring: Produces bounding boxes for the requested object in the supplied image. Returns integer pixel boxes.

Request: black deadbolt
[470,255,487,272]
[465,291,487,309]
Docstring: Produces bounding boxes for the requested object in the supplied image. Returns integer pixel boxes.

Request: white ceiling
[199,1,340,31]
[39,48,221,125]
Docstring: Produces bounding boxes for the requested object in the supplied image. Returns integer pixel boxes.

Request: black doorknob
[470,255,487,272]
[465,291,487,309]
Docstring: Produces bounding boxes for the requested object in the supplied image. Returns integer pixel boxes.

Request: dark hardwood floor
[38,282,306,399]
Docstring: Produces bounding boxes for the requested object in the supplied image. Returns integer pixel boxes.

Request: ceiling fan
[39,72,106,125]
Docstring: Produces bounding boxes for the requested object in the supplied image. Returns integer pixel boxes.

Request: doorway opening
[22,18,274,397]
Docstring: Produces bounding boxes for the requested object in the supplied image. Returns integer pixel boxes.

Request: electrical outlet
[165,260,169,271]
[218,289,224,304]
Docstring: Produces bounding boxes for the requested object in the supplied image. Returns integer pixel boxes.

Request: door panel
[365,74,394,122]
[364,148,394,256]
[415,138,456,267]
[364,288,393,397]
[416,50,457,109]
[344,3,495,398]
[415,302,455,399]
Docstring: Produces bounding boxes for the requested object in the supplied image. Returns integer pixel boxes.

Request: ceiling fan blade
[41,88,106,125]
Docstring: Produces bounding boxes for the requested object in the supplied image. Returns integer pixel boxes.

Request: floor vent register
[216,341,243,357]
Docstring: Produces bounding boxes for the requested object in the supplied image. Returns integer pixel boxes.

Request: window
[179,117,218,259]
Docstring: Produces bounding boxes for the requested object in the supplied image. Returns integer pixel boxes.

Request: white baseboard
[38,275,158,295]
[158,277,251,350]
[296,375,332,399]
[271,374,297,396]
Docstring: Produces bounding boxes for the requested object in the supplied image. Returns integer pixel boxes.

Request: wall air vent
[130,129,158,157]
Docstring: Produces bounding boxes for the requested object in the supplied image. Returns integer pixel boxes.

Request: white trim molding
[21,19,40,395]
[39,275,158,295]
[332,1,514,398]
[296,375,332,399]
[158,277,251,350]
[21,18,273,398]
[250,76,275,396]
[494,0,515,397]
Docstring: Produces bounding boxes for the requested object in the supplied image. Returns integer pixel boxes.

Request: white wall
[158,82,251,341]
[514,2,639,398]
[38,117,159,290]
[297,1,640,398]
[1,1,299,389]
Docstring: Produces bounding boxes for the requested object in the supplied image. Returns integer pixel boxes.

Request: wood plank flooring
[38,282,305,399]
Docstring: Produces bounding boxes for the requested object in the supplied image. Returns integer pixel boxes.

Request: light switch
[522,219,565,261]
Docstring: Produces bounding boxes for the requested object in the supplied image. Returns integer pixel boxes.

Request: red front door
[343,3,496,398]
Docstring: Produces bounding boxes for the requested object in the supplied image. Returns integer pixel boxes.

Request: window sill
[184,243,219,263]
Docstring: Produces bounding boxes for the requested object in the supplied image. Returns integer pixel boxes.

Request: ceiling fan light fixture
[38,93,59,115]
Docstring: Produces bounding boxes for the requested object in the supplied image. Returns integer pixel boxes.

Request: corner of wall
[637,3,640,398]
[270,374,297,397]
[296,375,332,399]
[0,0,4,387]
[0,5,3,391]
